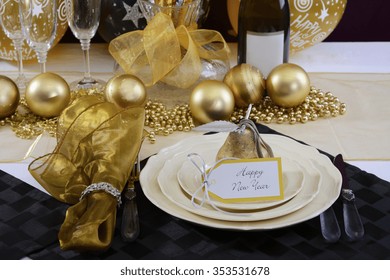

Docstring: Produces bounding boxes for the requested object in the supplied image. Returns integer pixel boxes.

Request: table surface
[1,42,390,260]
[1,42,390,186]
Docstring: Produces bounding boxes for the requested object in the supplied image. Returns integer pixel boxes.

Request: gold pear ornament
[216,105,274,160]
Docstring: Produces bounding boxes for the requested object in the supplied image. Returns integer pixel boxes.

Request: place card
[207,158,284,203]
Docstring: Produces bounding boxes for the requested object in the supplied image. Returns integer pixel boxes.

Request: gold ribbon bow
[29,96,145,251]
[109,12,230,89]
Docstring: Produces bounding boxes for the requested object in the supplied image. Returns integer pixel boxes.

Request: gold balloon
[190,80,235,124]
[0,0,68,61]
[26,72,70,118]
[227,0,347,53]
[223,63,265,107]
[266,63,310,108]
[0,75,20,119]
[104,74,147,109]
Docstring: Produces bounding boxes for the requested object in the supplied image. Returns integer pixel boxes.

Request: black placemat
[1,125,389,260]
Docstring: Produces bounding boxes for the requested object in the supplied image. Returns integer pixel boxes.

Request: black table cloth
[1,125,389,260]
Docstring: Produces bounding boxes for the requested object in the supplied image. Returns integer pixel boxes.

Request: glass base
[70,77,105,91]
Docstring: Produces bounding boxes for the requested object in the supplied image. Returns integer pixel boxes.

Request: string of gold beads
[1,97,58,139]
[144,100,195,143]
[230,86,346,125]
[2,86,345,143]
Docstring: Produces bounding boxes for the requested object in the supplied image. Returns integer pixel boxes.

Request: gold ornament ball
[104,74,147,108]
[223,63,265,108]
[190,80,235,124]
[266,63,310,108]
[26,72,70,118]
[0,75,20,119]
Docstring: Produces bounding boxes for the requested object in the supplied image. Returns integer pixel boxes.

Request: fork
[121,155,141,242]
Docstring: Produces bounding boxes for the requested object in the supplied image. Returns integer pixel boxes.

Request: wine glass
[65,0,103,90]
[0,0,27,89]
[19,0,57,73]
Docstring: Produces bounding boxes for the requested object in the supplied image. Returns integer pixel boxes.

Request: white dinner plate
[157,137,320,221]
[177,156,305,211]
[140,133,341,230]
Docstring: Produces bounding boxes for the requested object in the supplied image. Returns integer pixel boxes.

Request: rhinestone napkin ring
[80,182,122,207]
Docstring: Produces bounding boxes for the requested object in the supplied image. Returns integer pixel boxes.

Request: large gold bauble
[266,63,310,108]
[227,0,347,53]
[104,74,147,109]
[190,80,235,124]
[223,63,265,108]
[26,72,70,118]
[0,75,20,119]
[0,0,68,61]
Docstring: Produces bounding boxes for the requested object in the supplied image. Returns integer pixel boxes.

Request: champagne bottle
[238,0,290,77]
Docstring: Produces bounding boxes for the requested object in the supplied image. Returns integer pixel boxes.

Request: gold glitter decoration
[230,86,347,125]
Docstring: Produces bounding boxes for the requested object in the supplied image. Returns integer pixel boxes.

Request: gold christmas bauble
[0,0,68,61]
[227,0,347,53]
[223,64,265,108]
[26,73,70,118]
[190,80,235,124]
[0,75,20,119]
[266,63,310,108]
[104,74,147,109]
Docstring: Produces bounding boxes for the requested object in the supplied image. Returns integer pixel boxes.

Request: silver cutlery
[333,154,365,241]
[121,155,141,242]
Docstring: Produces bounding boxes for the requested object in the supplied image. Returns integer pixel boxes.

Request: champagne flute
[0,0,27,89]
[19,0,57,73]
[65,0,103,90]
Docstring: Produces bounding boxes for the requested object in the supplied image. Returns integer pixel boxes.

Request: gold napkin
[109,12,230,89]
[29,96,145,251]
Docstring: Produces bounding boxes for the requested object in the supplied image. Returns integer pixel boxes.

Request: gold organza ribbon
[29,96,145,251]
[109,12,230,89]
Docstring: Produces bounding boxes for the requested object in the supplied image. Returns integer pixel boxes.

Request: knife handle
[320,207,341,243]
[343,200,364,241]
[121,189,140,242]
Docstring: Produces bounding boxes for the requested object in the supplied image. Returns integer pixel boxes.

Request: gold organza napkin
[109,12,230,89]
[29,96,145,251]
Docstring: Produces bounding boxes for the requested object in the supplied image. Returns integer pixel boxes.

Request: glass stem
[36,51,47,73]
[80,39,92,80]
[13,39,26,88]
[40,62,46,74]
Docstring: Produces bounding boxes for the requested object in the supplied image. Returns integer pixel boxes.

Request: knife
[333,154,365,241]
[319,157,341,243]
[121,156,140,242]
[320,205,341,243]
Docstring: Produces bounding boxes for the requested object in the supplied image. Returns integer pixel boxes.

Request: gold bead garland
[0,96,58,139]
[144,100,195,143]
[230,86,346,125]
[1,85,346,143]
[0,88,104,140]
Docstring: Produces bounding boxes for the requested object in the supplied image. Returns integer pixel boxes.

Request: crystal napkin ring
[80,182,122,207]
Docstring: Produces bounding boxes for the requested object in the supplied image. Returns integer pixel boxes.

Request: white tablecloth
[1,42,390,191]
